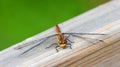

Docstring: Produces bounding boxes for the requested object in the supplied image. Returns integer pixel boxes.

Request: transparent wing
[14,35,56,50]
[63,33,107,35]
[64,33,106,44]
[14,35,58,55]
[14,33,107,56]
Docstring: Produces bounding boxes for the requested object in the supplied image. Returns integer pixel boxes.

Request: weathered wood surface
[68,41,120,67]
[0,0,120,67]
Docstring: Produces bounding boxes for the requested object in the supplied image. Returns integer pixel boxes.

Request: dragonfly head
[60,44,66,48]
[59,40,67,48]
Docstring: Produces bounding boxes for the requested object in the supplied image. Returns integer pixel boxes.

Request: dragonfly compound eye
[64,40,67,43]
[59,40,62,44]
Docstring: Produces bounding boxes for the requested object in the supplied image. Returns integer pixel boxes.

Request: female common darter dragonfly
[14,24,106,55]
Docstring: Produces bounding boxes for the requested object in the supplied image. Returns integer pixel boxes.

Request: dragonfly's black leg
[45,43,57,49]
[55,46,59,52]
[65,34,70,39]
[67,43,72,49]
[66,38,74,43]
[65,34,74,43]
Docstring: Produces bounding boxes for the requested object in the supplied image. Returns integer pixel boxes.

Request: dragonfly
[14,24,106,55]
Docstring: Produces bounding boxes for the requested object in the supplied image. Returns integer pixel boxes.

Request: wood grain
[0,0,120,67]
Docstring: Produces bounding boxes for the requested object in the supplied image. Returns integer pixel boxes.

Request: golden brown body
[55,25,67,48]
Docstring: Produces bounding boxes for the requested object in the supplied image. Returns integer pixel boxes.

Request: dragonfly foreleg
[55,46,59,52]
[65,34,70,39]
[45,43,58,49]
[66,38,74,43]
[67,43,72,49]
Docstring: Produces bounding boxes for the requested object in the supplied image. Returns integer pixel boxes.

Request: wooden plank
[0,0,120,67]
[67,40,120,67]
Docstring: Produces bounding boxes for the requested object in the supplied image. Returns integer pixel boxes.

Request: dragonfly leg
[55,46,59,52]
[67,43,72,49]
[66,38,74,43]
[45,43,58,49]
[65,34,74,43]
[65,34,70,39]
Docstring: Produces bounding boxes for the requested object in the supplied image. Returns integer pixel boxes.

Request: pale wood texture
[0,0,120,67]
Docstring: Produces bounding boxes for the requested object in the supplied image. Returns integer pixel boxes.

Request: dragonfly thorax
[56,33,67,48]
[59,40,67,48]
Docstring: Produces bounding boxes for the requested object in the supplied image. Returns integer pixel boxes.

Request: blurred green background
[0,0,109,51]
